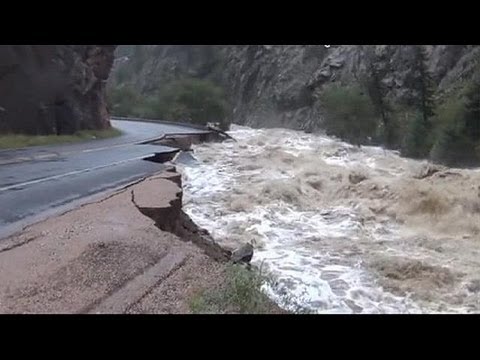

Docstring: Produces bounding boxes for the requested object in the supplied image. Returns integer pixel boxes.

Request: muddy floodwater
[178,125,480,314]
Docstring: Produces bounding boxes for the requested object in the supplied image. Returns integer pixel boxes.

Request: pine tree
[404,112,429,158]
[431,119,478,167]
[411,45,436,128]
[363,46,394,146]
[463,72,480,142]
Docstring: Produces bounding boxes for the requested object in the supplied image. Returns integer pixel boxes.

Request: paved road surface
[0,119,209,239]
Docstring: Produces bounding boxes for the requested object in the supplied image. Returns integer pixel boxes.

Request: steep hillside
[110,45,480,164]
[111,45,478,126]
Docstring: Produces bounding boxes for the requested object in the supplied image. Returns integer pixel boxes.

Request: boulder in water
[230,241,255,264]
[349,172,367,185]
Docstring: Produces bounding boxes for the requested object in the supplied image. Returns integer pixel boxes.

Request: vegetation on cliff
[108,78,230,130]
[319,77,480,166]
[320,84,377,145]
[319,47,480,166]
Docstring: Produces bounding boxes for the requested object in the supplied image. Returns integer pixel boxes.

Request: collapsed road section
[0,119,222,240]
[0,125,254,314]
[0,167,228,314]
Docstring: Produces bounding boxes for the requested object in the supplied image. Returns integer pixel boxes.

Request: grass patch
[189,264,281,314]
[0,128,122,150]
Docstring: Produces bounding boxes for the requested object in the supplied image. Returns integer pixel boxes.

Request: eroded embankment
[0,129,278,314]
[0,168,240,313]
[139,130,236,262]
[130,167,231,262]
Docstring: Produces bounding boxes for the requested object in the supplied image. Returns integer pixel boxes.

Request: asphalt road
[0,119,209,239]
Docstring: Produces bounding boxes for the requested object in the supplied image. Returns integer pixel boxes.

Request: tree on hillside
[429,70,480,167]
[402,46,437,158]
[132,45,147,72]
[320,83,378,145]
[161,78,230,129]
[107,85,140,117]
[404,111,430,158]
[411,45,436,128]
[363,46,395,147]
[431,122,478,166]
[463,72,480,142]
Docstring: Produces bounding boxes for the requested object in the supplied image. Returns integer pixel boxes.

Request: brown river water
[178,125,480,314]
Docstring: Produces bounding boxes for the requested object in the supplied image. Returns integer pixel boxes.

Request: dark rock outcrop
[231,242,254,264]
[0,45,116,135]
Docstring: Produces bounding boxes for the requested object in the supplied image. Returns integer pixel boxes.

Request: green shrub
[463,73,480,142]
[430,96,479,166]
[107,85,141,117]
[435,96,466,131]
[374,105,405,149]
[189,264,275,314]
[430,126,478,167]
[108,78,231,130]
[156,78,230,129]
[114,65,132,85]
[403,111,431,158]
[320,83,379,145]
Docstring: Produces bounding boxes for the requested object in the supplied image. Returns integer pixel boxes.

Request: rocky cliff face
[215,45,480,131]
[110,45,224,92]
[112,45,480,131]
[0,45,116,135]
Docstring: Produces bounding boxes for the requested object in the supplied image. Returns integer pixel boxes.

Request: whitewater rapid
[178,125,480,314]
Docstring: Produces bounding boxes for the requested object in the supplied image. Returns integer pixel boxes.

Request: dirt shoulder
[0,168,282,314]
